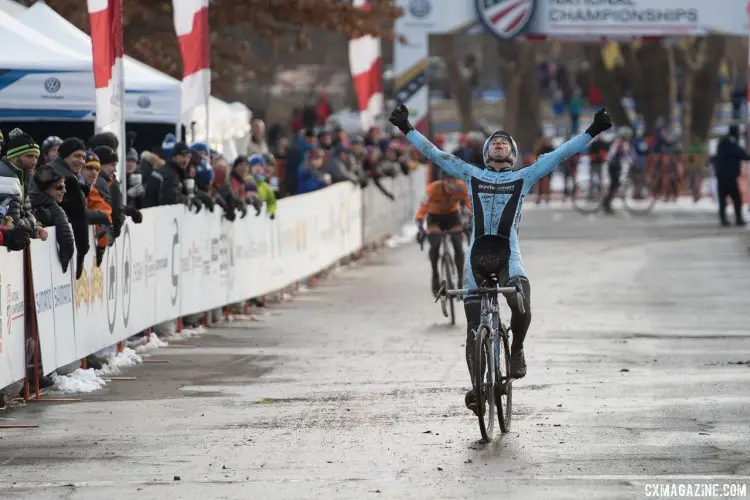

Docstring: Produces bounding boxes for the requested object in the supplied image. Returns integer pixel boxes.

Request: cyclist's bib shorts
[426,212,462,233]
[406,130,592,289]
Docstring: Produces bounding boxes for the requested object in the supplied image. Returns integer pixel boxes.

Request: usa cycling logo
[475,0,536,41]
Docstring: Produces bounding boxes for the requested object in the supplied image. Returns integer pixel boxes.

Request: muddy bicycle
[420,229,464,325]
[435,267,525,441]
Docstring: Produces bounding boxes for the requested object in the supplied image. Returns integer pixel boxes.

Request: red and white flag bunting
[87,0,124,137]
[348,0,383,131]
[173,0,210,122]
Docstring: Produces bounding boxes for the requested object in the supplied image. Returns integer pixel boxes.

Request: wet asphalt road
[2,205,750,499]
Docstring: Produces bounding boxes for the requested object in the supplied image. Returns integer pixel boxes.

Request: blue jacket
[297,165,327,194]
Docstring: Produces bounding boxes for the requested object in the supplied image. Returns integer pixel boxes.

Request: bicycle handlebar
[435,281,526,316]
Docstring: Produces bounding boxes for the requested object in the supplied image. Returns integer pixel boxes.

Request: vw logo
[409,0,431,18]
[121,224,132,328]
[44,77,61,93]
[137,95,151,108]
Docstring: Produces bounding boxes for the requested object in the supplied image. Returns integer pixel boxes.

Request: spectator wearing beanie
[40,136,62,167]
[0,128,44,236]
[158,141,191,206]
[87,131,119,150]
[46,137,90,278]
[82,151,112,265]
[30,166,74,272]
[93,145,135,238]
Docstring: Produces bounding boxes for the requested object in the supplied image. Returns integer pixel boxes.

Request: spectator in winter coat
[158,142,192,206]
[141,150,167,208]
[318,129,334,152]
[284,129,317,196]
[230,156,261,216]
[48,137,91,278]
[30,166,74,272]
[321,145,360,185]
[0,225,29,251]
[714,125,749,226]
[297,148,331,194]
[125,148,145,209]
[82,151,112,265]
[0,128,44,238]
[247,154,277,218]
[247,119,274,162]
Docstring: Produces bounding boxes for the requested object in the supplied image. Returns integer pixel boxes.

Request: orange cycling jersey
[415,180,472,221]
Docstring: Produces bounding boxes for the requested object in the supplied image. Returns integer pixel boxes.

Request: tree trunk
[690,35,727,143]
[665,42,680,131]
[634,40,672,135]
[433,34,474,132]
[583,44,631,128]
[497,40,541,152]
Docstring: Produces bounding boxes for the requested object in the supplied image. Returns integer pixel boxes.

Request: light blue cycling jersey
[406,130,592,286]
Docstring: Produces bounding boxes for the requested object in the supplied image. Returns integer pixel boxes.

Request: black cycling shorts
[426,212,462,233]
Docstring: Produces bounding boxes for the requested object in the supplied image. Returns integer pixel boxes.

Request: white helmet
[482,131,518,168]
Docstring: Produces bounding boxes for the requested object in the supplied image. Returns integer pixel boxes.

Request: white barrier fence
[0,169,425,389]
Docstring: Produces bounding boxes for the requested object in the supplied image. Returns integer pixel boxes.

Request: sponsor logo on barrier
[91,258,104,305]
[170,218,180,307]
[122,224,132,327]
[106,240,119,334]
[1,277,23,349]
[75,266,89,308]
[137,95,151,109]
[476,0,536,41]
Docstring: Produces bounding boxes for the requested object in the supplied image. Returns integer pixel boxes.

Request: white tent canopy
[0,8,94,121]
[0,1,250,148]
[16,1,180,124]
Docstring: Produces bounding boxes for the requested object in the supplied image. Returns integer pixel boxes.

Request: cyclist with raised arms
[389,104,612,414]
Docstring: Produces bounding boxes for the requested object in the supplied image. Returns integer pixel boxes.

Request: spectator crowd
[0,111,428,404]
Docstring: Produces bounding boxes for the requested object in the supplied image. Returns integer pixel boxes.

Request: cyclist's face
[489,137,513,163]
[443,177,460,191]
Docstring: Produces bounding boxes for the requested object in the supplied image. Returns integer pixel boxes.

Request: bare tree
[496,40,542,151]
[432,34,475,132]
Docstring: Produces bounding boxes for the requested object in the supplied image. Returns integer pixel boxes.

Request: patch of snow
[98,348,142,376]
[51,369,106,394]
[134,334,168,353]
[385,224,419,248]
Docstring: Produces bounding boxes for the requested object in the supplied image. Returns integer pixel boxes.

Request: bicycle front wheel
[495,327,513,433]
[572,179,604,214]
[474,326,495,441]
[442,253,456,325]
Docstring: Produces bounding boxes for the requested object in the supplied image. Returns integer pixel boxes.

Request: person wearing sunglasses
[30,165,74,272]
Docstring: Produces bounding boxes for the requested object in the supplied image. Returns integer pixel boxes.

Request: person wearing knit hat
[81,150,101,188]
[156,141,192,206]
[0,128,44,238]
[57,138,87,175]
[87,131,119,150]
[161,133,177,159]
[247,154,277,219]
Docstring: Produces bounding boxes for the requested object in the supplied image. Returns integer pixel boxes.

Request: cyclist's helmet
[482,130,518,168]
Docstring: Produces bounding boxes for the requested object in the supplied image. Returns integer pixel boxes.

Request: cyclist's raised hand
[586,108,613,137]
[389,104,413,135]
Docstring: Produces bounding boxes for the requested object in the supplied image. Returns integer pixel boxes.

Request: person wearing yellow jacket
[246,154,277,219]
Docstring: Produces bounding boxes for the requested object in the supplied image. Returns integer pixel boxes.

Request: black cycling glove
[389,104,414,135]
[585,108,613,137]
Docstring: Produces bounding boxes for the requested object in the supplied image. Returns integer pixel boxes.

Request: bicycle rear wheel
[494,326,513,433]
[441,253,456,325]
[474,326,495,441]
[622,177,658,215]
[572,179,604,214]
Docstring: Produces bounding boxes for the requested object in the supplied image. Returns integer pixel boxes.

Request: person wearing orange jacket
[81,151,112,266]
[415,170,472,296]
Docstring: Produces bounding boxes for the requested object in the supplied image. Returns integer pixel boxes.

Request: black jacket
[96,172,125,240]
[0,158,35,231]
[714,135,750,182]
[48,158,90,275]
[158,161,188,206]
[29,181,74,272]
